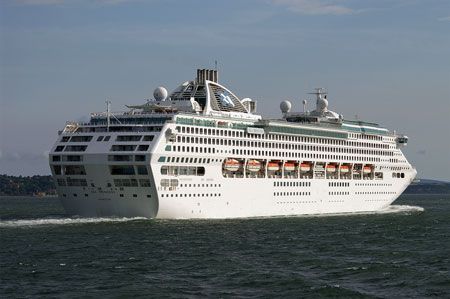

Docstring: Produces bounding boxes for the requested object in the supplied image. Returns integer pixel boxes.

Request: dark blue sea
[1,194,449,298]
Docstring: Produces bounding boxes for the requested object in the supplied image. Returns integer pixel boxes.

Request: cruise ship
[49,69,416,218]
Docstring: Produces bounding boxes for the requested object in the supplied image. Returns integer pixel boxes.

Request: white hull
[54,148,416,219]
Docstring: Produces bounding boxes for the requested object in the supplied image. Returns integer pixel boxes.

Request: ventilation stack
[197,69,218,84]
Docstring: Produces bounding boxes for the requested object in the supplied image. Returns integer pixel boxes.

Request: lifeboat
[267,162,280,171]
[223,158,240,172]
[363,166,372,174]
[246,159,261,172]
[300,163,311,171]
[340,165,350,173]
[284,163,295,171]
[326,165,336,172]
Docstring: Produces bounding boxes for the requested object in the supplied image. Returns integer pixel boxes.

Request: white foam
[0,205,424,226]
[0,217,147,227]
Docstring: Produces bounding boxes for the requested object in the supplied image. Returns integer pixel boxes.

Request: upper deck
[59,68,406,146]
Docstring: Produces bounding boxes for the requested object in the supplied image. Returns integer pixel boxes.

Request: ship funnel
[197,69,218,84]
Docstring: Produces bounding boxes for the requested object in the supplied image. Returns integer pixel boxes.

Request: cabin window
[111,145,137,151]
[64,165,86,175]
[70,136,93,142]
[63,155,83,162]
[64,145,87,152]
[139,179,151,187]
[135,155,146,161]
[116,135,142,142]
[137,166,148,175]
[108,155,132,161]
[53,165,62,175]
[110,165,135,175]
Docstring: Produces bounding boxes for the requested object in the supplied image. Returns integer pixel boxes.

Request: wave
[0,205,424,227]
[375,204,424,214]
[302,205,425,218]
[0,216,147,228]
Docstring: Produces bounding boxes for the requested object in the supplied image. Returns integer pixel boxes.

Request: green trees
[0,175,56,196]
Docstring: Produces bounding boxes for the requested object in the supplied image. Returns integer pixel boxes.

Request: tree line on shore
[0,174,57,196]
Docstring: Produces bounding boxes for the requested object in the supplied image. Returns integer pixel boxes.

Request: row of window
[60,135,111,143]
[349,132,383,141]
[53,165,86,175]
[170,143,384,163]
[110,144,149,151]
[165,156,216,164]
[116,135,154,142]
[356,191,396,195]
[329,182,350,187]
[160,166,205,176]
[54,145,87,152]
[274,181,311,187]
[108,155,146,162]
[56,178,88,187]
[113,178,151,187]
[52,155,83,162]
[110,165,148,175]
[75,125,163,133]
[329,192,350,195]
[174,135,393,155]
[393,172,405,178]
[355,183,392,187]
[274,191,311,196]
[174,124,391,149]
[161,193,221,198]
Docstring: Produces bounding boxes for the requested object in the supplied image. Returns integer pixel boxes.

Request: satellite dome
[153,87,168,101]
[280,100,292,113]
[318,97,328,111]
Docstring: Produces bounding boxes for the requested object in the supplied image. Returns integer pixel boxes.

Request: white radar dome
[153,87,168,101]
[280,100,292,113]
[318,97,328,111]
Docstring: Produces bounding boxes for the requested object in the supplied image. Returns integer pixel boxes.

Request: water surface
[1,194,449,298]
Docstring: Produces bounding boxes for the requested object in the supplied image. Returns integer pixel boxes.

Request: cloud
[272,0,366,15]
[437,16,450,22]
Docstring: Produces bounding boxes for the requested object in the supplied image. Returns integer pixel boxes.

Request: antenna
[106,100,111,132]
[215,60,218,71]
[303,100,307,113]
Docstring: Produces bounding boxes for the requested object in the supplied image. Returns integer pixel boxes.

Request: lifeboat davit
[267,162,280,171]
[223,158,240,172]
[340,165,350,173]
[300,163,311,171]
[326,165,336,172]
[247,160,261,172]
[363,166,372,173]
[284,163,295,171]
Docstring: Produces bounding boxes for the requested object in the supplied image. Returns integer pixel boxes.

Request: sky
[0,0,449,181]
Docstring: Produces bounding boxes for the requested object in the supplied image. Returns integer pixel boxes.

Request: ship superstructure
[49,69,416,218]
